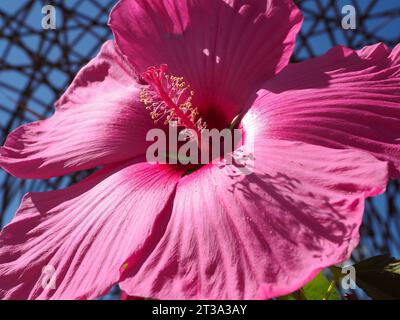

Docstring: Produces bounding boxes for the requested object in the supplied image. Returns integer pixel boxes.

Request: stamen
[139,65,206,138]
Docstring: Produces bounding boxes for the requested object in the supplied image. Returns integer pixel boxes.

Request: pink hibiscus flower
[0,0,399,300]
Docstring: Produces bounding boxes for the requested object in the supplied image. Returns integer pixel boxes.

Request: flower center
[140,64,207,140]
[140,65,244,172]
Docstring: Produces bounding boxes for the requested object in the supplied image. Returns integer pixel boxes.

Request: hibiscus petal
[120,291,146,300]
[109,0,303,123]
[119,139,389,299]
[0,161,182,300]
[252,43,400,178]
[0,41,154,179]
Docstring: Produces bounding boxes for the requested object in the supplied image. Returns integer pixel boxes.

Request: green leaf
[302,272,341,300]
[279,272,340,300]
[278,290,305,300]
[353,255,400,300]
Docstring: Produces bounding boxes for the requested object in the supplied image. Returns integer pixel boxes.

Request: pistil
[139,64,206,142]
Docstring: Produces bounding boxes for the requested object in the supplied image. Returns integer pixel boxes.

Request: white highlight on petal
[202,48,210,56]
[202,48,221,64]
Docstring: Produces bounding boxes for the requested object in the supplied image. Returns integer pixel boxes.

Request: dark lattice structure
[0,0,399,299]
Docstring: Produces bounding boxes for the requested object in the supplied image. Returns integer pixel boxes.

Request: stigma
[139,65,206,136]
